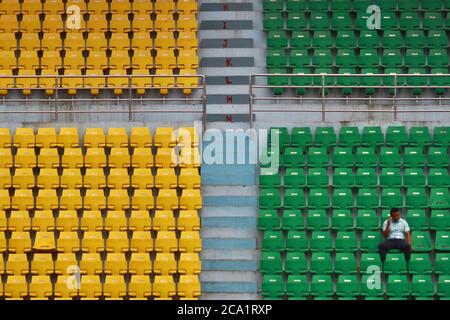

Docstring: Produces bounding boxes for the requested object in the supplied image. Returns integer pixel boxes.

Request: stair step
[198,30,266,42]
[202,238,256,250]
[199,12,258,21]
[200,3,253,12]
[205,75,249,85]
[200,39,254,49]
[201,228,258,238]
[206,94,250,105]
[201,248,259,259]
[200,57,254,68]
[203,85,250,95]
[202,282,257,293]
[202,216,257,228]
[206,112,254,121]
[201,293,260,300]
[200,20,253,30]
[202,261,258,272]
[199,67,265,76]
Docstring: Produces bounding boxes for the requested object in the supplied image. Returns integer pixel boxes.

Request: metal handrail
[249,73,450,127]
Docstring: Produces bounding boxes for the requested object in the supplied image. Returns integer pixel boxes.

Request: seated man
[379,208,412,262]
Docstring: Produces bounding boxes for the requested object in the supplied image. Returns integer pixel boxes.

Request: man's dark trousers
[379,239,411,262]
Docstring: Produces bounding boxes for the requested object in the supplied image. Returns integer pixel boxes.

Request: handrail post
[54,75,59,121]
[128,75,132,121]
[249,75,253,128]
[393,74,397,121]
[321,74,325,121]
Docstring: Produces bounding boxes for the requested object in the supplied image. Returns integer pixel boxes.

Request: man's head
[390,208,400,222]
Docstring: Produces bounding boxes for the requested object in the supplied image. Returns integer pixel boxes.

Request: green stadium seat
[308,188,331,209]
[404,147,427,167]
[398,0,419,11]
[289,50,310,68]
[283,148,305,168]
[406,68,428,95]
[354,169,377,189]
[267,31,288,49]
[381,188,403,208]
[286,231,308,252]
[286,275,309,300]
[262,231,284,252]
[338,127,360,147]
[286,13,308,31]
[435,253,450,275]
[427,30,447,49]
[409,253,433,275]
[259,167,281,188]
[411,231,433,252]
[260,251,282,274]
[334,252,357,275]
[331,12,353,30]
[336,275,360,300]
[312,68,335,93]
[333,168,355,188]
[263,0,284,12]
[403,168,426,188]
[282,210,304,231]
[284,169,307,188]
[437,276,450,300]
[331,210,354,231]
[286,0,307,11]
[360,254,382,274]
[291,68,312,96]
[306,210,329,231]
[307,168,329,188]
[378,0,397,11]
[411,275,435,300]
[382,30,402,49]
[290,31,311,49]
[405,30,426,49]
[423,12,444,29]
[333,188,354,209]
[358,49,379,68]
[405,50,426,68]
[360,274,385,300]
[291,127,313,147]
[269,127,289,149]
[309,12,330,30]
[405,188,428,209]
[384,253,408,275]
[358,31,379,50]
[307,147,329,167]
[379,147,401,167]
[409,127,432,147]
[406,209,429,231]
[356,210,379,231]
[259,189,281,209]
[312,31,333,49]
[267,49,288,68]
[353,0,373,11]
[284,189,306,209]
[433,127,450,147]
[430,210,450,231]
[380,168,402,188]
[310,231,333,252]
[262,275,284,299]
[331,0,352,11]
[422,0,443,10]
[429,49,448,68]
[386,126,408,147]
[268,68,290,95]
[430,188,449,209]
[380,12,398,29]
[258,210,281,231]
[310,275,334,300]
[336,31,357,49]
[399,12,420,30]
[427,147,448,168]
[310,253,333,275]
[435,231,450,251]
[335,232,358,252]
[312,50,333,68]
[260,148,280,168]
[356,188,379,208]
[309,0,329,11]
[360,231,382,252]
[386,275,410,300]
[361,126,384,147]
[337,68,358,95]
[355,147,377,168]
[284,253,308,274]
[381,49,403,68]
[264,12,284,31]
[355,12,372,30]
[428,169,449,188]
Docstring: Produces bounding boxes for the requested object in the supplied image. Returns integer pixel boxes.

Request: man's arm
[383,218,391,238]
[405,231,412,249]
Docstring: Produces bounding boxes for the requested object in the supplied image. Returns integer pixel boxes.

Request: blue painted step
[202,282,257,293]
[202,260,257,271]
[202,238,256,250]
[202,216,256,228]
[202,164,256,186]
[203,195,257,207]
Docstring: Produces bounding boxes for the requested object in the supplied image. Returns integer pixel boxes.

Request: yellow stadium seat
[155,49,176,70]
[128,211,151,231]
[0,70,14,96]
[80,211,103,231]
[131,148,153,168]
[132,189,155,210]
[179,231,202,253]
[104,253,128,275]
[106,231,129,253]
[12,168,34,189]
[179,168,200,189]
[153,275,176,299]
[78,275,102,299]
[42,14,64,33]
[131,70,151,94]
[9,211,31,231]
[103,275,127,299]
[178,210,200,231]
[108,70,130,96]
[79,253,102,274]
[43,0,64,14]
[176,127,199,147]
[155,168,177,189]
[86,51,108,70]
[129,253,152,274]
[40,51,62,70]
[36,70,56,96]
[11,189,34,210]
[111,0,132,13]
[20,33,41,51]
[40,33,62,51]
[0,213,6,231]
[129,275,151,298]
[55,254,78,275]
[153,210,176,231]
[155,32,176,50]
[37,168,59,189]
[61,148,84,168]
[54,275,78,299]
[61,70,83,96]
[0,189,10,210]
[153,253,177,275]
[108,189,130,210]
[154,231,178,253]
[177,69,199,96]
[20,14,41,33]
[33,231,56,251]
[84,189,107,210]
[0,0,19,14]
[88,0,109,14]
[86,33,108,51]
[60,168,83,189]
[84,148,107,168]
[0,52,16,72]
[154,14,176,32]
[84,128,106,148]
[57,232,80,253]
[60,189,83,210]
[154,127,176,148]
[5,253,29,275]
[130,127,152,148]
[29,276,53,299]
[0,149,13,168]
[155,147,177,168]
[156,189,178,210]
[30,254,54,275]
[0,230,6,251]
[109,148,131,168]
[32,210,55,231]
[132,14,153,32]
[5,276,28,299]
[178,253,201,275]
[154,0,175,13]
[81,231,105,253]
[57,128,80,148]
[64,50,85,70]
[130,231,153,253]
[13,128,35,148]
[64,33,85,51]
[22,0,43,14]
[179,147,201,168]
[131,49,153,70]
[56,211,79,231]
[177,14,198,32]
[178,50,198,70]
[36,127,57,145]
[86,14,108,32]
[132,0,152,13]
[131,168,153,189]
[177,0,198,14]
[180,189,202,210]
[131,33,152,50]
[35,189,59,210]
[9,231,32,253]
[108,168,130,189]
[84,169,106,189]
[178,275,201,299]
[0,15,18,33]
[110,14,131,32]
[0,168,10,189]
[37,148,60,168]
[0,128,12,148]
[16,70,37,96]
[106,128,128,148]
[104,211,127,231]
